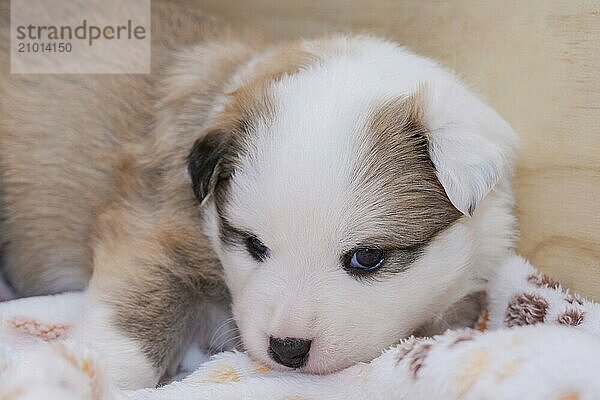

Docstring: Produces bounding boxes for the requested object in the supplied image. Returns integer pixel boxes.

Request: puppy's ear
[418,82,518,216]
[187,130,231,206]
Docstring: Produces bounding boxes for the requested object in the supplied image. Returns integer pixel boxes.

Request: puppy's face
[188,38,517,373]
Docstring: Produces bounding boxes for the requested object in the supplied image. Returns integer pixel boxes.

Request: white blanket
[1,254,599,400]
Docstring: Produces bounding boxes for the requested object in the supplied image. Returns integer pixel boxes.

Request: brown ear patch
[369,90,426,140]
[354,92,461,253]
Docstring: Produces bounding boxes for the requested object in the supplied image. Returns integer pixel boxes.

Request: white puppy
[192,36,518,373]
[0,2,517,387]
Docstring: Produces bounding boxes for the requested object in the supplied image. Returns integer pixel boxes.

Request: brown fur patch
[505,293,549,327]
[557,309,585,326]
[353,93,461,271]
[100,213,228,370]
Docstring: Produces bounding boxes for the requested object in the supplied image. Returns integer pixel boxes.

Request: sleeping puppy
[0,1,517,389]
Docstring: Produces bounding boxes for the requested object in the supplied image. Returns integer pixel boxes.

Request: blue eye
[346,248,385,272]
[246,236,269,261]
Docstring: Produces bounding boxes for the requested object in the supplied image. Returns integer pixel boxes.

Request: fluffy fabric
[1,254,599,399]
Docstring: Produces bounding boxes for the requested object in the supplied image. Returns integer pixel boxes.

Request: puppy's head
[188,36,518,373]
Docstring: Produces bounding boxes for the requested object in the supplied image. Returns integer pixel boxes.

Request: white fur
[71,292,159,389]
[205,36,518,373]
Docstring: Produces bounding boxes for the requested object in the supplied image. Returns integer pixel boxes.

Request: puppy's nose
[268,336,312,368]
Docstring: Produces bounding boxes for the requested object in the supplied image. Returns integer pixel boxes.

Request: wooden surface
[192,0,600,298]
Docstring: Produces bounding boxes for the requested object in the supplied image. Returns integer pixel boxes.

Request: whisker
[207,317,237,351]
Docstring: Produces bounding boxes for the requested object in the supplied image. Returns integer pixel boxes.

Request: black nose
[268,337,312,368]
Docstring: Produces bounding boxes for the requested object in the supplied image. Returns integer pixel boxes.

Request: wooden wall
[192,0,600,298]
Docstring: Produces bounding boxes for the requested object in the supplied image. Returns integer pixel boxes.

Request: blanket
[1,254,599,400]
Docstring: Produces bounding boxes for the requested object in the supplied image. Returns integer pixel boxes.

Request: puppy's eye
[344,248,385,273]
[246,236,270,261]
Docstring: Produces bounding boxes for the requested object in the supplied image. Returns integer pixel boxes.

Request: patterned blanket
[1,254,599,400]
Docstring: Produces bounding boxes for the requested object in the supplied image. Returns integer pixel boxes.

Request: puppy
[0,1,518,389]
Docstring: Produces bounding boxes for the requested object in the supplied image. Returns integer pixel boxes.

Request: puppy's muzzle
[268,336,311,368]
